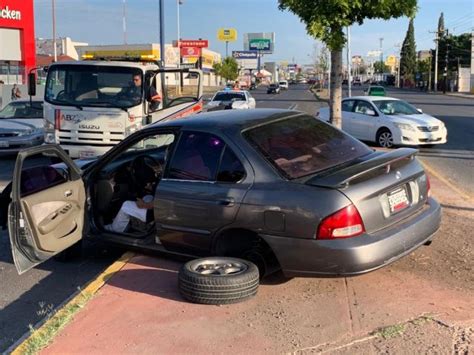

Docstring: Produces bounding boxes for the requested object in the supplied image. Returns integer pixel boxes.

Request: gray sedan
[3,109,440,278]
[0,100,44,155]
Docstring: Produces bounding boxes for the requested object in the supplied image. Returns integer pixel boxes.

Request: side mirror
[366,109,376,116]
[417,108,423,113]
[28,73,36,96]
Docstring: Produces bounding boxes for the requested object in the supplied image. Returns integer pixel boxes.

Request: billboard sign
[232,50,258,59]
[244,32,275,54]
[249,39,271,51]
[176,40,208,48]
[181,47,201,57]
[217,28,237,42]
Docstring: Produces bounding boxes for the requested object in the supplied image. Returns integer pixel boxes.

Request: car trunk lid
[305,148,429,234]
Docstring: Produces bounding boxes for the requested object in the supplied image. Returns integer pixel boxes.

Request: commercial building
[36,37,89,60]
[0,0,36,84]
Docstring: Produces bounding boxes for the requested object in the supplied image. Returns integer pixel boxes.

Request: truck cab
[43,58,203,159]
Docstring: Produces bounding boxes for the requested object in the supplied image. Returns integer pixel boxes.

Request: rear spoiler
[306,148,418,189]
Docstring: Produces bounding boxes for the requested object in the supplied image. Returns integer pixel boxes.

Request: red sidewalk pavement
[40,172,474,354]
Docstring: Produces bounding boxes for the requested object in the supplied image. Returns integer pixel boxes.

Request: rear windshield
[0,102,43,119]
[213,92,246,101]
[244,115,372,179]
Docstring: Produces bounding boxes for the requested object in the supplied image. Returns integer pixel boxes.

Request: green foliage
[438,33,471,71]
[374,61,390,73]
[400,18,417,79]
[213,57,239,82]
[416,58,430,73]
[278,0,418,50]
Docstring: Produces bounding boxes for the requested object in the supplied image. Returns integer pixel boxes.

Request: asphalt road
[0,83,471,351]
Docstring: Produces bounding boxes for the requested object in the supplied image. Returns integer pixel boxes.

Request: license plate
[388,187,409,213]
[0,141,9,148]
[79,151,95,159]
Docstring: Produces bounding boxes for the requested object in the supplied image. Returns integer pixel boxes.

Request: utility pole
[52,0,57,62]
[395,43,402,88]
[443,30,449,94]
[122,0,127,44]
[177,0,182,67]
[428,50,432,91]
[379,37,384,64]
[432,30,440,92]
[159,0,165,67]
[346,26,352,97]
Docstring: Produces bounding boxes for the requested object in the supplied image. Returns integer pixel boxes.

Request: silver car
[0,100,44,155]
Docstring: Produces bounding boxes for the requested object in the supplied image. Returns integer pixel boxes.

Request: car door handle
[217,198,235,207]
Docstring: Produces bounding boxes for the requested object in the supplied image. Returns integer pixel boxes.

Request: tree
[278,0,417,129]
[213,57,239,82]
[438,12,445,37]
[400,18,417,82]
[374,61,390,73]
[438,33,471,72]
[416,58,430,73]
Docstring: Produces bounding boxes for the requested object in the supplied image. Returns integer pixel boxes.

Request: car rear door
[8,145,85,274]
[341,99,356,134]
[155,130,253,254]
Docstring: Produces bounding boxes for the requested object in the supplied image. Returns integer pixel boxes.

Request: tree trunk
[329,49,343,129]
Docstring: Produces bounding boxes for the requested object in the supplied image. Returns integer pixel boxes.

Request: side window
[342,100,355,112]
[20,153,69,197]
[354,101,376,116]
[167,132,225,181]
[217,147,246,183]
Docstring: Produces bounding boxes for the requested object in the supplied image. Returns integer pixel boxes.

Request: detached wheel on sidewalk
[178,257,259,305]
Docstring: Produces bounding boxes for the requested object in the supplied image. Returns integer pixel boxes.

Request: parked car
[0,100,44,155]
[2,109,440,288]
[205,90,256,111]
[352,78,362,86]
[342,79,349,85]
[279,80,289,90]
[365,86,386,96]
[267,84,281,94]
[317,96,447,148]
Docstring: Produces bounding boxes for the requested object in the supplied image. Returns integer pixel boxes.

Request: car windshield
[373,99,420,115]
[279,82,287,85]
[45,64,143,109]
[213,92,246,101]
[245,115,372,179]
[0,102,43,119]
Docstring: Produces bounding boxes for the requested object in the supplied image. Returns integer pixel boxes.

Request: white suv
[279,80,289,90]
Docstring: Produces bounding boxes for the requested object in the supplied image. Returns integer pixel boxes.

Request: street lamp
[177,0,183,68]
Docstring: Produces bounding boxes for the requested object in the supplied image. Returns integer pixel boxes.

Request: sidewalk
[16,167,474,354]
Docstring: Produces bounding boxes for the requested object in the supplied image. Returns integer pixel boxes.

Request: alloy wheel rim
[379,132,393,148]
[193,261,247,276]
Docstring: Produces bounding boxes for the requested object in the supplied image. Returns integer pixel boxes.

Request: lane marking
[10,251,135,355]
[420,160,474,202]
[288,103,298,110]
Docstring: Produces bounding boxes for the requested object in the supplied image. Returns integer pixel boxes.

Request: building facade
[0,0,35,84]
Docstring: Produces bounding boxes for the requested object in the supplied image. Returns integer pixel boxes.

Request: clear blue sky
[34,0,473,64]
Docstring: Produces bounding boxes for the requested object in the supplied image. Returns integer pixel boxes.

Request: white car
[205,90,256,111]
[317,96,447,148]
[0,100,44,154]
[279,80,289,90]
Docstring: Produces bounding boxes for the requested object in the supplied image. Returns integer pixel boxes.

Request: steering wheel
[129,155,162,193]
[56,90,66,100]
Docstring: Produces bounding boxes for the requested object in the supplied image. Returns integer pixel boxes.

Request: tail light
[317,204,365,239]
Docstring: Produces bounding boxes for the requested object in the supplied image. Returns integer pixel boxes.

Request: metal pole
[346,26,351,97]
[52,0,57,62]
[159,0,165,67]
[226,41,228,57]
[379,37,384,64]
[428,51,432,91]
[434,32,439,92]
[122,0,127,44]
[177,0,181,68]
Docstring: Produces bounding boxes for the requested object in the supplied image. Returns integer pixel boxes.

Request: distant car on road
[342,79,349,85]
[279,80,289,90]
[0,100,44,155]
[267,83,281,94]
[2,109,440,284]
[365,86,386,96]
[317,96,447,148]
[352,78,362,86]
[206,90,256,111]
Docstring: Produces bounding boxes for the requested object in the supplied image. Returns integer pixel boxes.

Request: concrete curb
[9,251,135,355]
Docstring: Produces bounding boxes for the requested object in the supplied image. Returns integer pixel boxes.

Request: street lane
[346,87,474,196]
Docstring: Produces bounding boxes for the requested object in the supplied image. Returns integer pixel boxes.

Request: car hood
[390,113,442,126]
[0,118,44,132]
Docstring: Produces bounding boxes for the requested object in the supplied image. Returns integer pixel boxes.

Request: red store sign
[178,40,209,48]
[180,47,201,57]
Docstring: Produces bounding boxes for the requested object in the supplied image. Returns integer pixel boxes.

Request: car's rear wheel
[377,129,394,148]
[178,257,259,305]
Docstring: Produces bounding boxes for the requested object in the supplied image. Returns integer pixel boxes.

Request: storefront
[0,0,35,84]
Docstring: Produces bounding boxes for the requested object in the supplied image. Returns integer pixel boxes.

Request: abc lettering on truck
[42,46,203,159]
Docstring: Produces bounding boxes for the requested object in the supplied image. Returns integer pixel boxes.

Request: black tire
[178,257,259,305]
[376,128,394,148]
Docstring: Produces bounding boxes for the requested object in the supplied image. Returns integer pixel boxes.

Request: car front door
[8,145,85,274]
[155,130,252,255]
[351,100,378,141]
